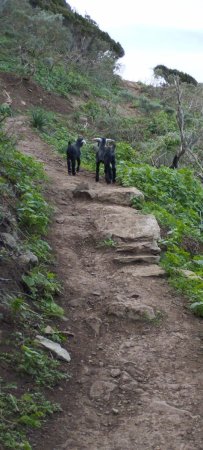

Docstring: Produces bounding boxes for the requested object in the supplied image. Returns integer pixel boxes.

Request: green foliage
[154,64,198,86]
[24,237,52,263]
[134,95,162,113]
[29,0,124,58]
[117,162,203,314]
[22,268,61,299]
[99,237,117,248]
[22,267,64,317]
[0,103,12,120]
[17,345,68,386]
[0,378,60,449]
[30,107,48,130]
[35,64,91,96]
[17,188,51,234]
[0,130,66,448]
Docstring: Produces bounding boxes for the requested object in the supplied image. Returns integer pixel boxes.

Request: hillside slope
[4,115,203,450]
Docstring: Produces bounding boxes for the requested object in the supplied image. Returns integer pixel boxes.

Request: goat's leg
[112,160,116,183]
[67,157,72,175]
[105,163,111,184]
[96,162,100,182]
[76,157,80,172]
[72,158,76,176]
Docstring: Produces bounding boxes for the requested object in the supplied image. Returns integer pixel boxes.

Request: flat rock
[150,400,196,419]
[35,335,71,362]
[94,205,160,242]
[116,241,160,255]
[116,264,165,277]
[90,380,117,400]
[88,187,144,206]
[106,299,156,321]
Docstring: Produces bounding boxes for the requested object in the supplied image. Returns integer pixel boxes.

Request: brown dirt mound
[0,72,74,115]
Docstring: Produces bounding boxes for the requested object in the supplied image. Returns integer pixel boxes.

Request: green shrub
[117,162,203,315]
[30,108,48,130]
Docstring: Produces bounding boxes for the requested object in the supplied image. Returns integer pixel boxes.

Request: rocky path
[7,117,203,450]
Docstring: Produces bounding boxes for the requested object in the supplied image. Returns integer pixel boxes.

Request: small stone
[112,408,119,415]
[110,368,121,378]
[44,325,55,334]
[85,315,102,336]
[56,217,65,224]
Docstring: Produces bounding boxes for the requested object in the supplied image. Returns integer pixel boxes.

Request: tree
[154,65,198,87]
[169,76,203,175]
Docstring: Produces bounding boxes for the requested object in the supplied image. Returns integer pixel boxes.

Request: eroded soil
[5,117,203,450]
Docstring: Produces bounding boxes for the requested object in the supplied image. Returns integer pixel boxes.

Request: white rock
[35,335,71,362]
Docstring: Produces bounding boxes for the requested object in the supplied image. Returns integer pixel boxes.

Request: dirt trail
[7,117,203,450]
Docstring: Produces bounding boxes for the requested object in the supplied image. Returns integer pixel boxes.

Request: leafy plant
[30,108,48,130]
[0,379,60,449]
[99,237,117,247]
[18,345,68,386]
[117,162,203,315]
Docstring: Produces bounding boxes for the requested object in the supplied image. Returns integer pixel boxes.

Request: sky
[68,0,203,84]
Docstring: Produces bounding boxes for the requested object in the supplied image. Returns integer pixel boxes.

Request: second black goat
[93,137,116,184]
[66,137,86,176]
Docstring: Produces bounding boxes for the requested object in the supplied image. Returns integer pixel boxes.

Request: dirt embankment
[5,116,203,450]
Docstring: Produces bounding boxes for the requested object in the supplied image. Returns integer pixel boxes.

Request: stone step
[113,254,160,265]
[114,264,165,277]
[93,205,160,243]
[74,186,144,206]
[116,241,161,255]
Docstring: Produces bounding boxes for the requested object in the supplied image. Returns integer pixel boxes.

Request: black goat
[93,137,116,184]
[66,137,86,176]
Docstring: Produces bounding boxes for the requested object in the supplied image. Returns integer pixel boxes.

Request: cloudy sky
[68,0,203,84]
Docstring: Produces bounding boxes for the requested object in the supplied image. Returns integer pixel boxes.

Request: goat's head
[93,137,115,146]
[77,137,86,146]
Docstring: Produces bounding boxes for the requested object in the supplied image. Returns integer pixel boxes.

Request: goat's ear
[92,138,102,142]
[106,139,115,143]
